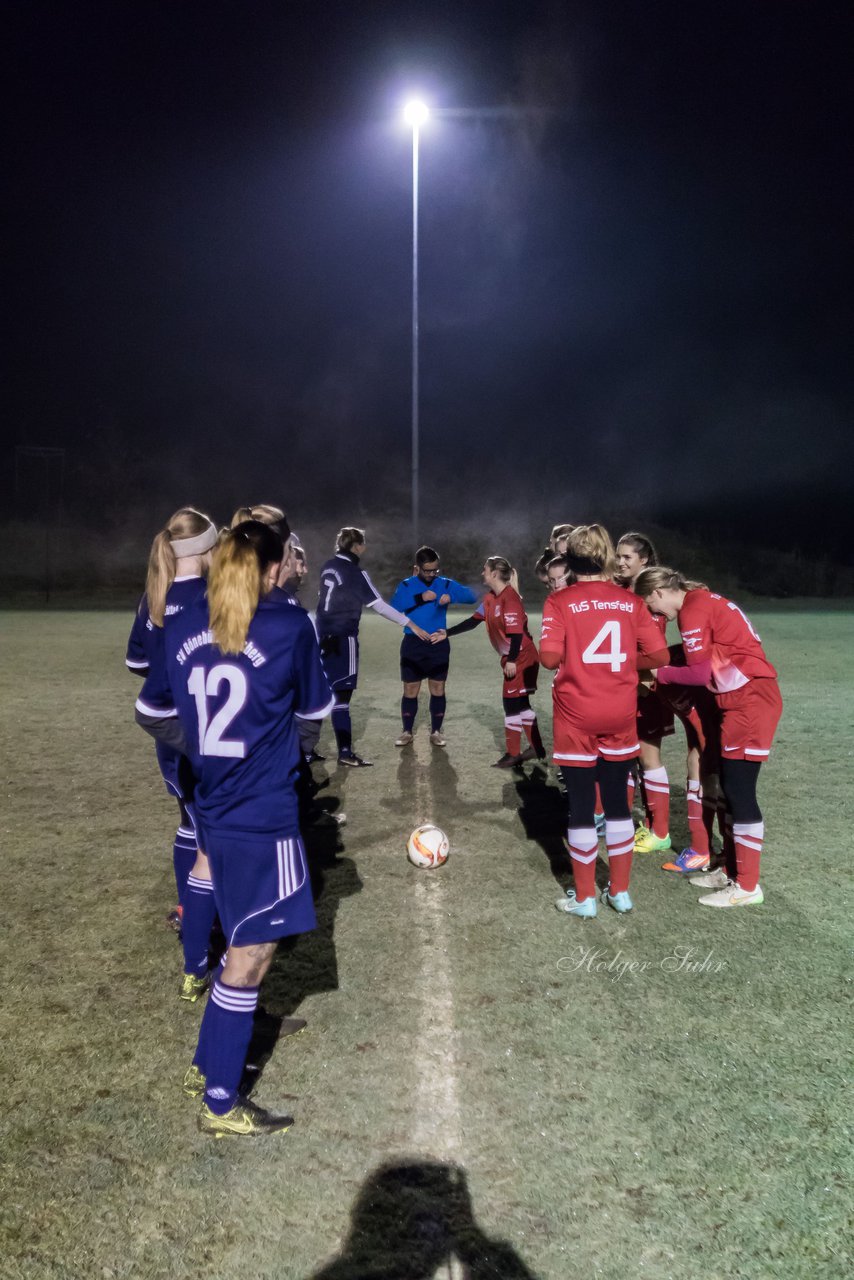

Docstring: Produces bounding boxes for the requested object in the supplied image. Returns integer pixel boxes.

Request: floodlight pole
[410,120,420,545]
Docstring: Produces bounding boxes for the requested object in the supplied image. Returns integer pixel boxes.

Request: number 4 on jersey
[581,620,627,672]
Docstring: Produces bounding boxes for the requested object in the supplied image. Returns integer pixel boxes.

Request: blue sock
[429,694,446,732]
[182,874,217,976]
[401,696,418,732]
[203,980,259,1114]
[332,701,352,752]
[173,826,197,905]
[193,958,225,1073]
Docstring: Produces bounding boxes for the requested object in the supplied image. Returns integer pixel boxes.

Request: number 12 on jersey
[187,663,248,757]
[581,620,627,672]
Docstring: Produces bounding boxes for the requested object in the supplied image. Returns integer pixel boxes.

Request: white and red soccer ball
[407,823,450,869]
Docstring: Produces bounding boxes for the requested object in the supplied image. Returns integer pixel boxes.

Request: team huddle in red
[450,522,782,915]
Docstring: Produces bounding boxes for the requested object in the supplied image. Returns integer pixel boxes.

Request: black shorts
[400,634,450,683]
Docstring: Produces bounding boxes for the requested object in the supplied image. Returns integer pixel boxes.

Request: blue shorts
[155,742,197,832]
[320,633,359,691]
[200,827,317,946]
[400,634,450,683]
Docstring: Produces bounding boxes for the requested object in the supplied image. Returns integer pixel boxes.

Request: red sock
[642,767,670,838]
[627,772,636,816]
[568,827,598,901]
[605,819,634,894]
[686,780,709,855]
[733,821,763,892]
[594,782,604,815]
[504,715,522,756]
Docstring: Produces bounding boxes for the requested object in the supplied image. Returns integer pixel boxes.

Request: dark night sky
[4,1,853,553]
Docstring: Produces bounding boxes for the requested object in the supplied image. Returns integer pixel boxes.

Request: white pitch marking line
[410,749,462,1163]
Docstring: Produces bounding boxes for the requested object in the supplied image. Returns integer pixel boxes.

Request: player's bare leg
[196,940,293,1136]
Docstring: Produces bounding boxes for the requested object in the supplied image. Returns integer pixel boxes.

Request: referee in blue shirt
[390,546,477,747]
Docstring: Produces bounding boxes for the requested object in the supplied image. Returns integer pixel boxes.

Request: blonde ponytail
[634,566,708,599]
[230,503,288,533]
[565,524,617,579]
[145,506,214,626]
[485,555,520,594]
[208,521,285,654]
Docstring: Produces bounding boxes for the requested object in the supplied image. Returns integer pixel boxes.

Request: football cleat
[602,887,633,913]
[429,730,447,747]
[698,883,764,909]
[337,750,373,768]
[304,748,326,764]
[493,752,523,769]
[688,867,732,889]
[307,808,347,828]
[198,1098,293,1138]
[279,1016,308,1038]
[165,905,183,934]
[518,745,547,763]
[594,812,606,836]
[633,827,672,854]
[662,848,711,875]
[395,730,414,747]
[555,890,597,918]
[179,972,210,1003]
[182,1064,206,1098]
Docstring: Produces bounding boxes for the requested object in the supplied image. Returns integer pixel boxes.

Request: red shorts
[553,717,639,768]
[717,678,782,762]
[637,687,675,742]
[501,658,539,699]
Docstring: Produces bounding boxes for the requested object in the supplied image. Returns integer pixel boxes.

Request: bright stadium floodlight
[403,98,429,129]
[403,98,429,541]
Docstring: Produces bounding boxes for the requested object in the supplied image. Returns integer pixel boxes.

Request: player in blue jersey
[128,507,219,992]
[389,545,477,747]
[283,533,331,768]
[141,519,334,1137]
[230,505,342,823]
[316,526,433,767]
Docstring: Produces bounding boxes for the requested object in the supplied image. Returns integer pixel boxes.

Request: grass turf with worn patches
[0,609,851,1279]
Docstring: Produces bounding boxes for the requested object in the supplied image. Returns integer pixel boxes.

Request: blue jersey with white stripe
[126,597,151,676]
[162,594,334,834]
[315,552,381,637]
[390,575,477,636]
[133,576,207,717]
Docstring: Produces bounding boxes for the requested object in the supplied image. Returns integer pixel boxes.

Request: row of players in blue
[129,505,475,1137]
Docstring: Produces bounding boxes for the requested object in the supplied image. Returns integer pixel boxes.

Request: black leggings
[719,758,763,824]
[561,759,631,828]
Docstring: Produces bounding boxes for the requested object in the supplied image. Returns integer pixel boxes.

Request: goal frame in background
[14,446,66,602]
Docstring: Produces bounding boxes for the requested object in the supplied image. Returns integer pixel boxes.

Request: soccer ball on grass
[407,824,450,869]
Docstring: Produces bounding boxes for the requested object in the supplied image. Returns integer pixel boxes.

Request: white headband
[170,521,218,557]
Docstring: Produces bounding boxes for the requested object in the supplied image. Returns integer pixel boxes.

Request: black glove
[320,634,340,657]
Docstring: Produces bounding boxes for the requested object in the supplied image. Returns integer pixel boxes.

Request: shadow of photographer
[310,1158,540,1279]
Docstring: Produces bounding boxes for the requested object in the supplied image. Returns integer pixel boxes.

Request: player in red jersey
[442,556,545,768]
[541,526,669,918]
[634,567,782,908]
[617,532,722,873]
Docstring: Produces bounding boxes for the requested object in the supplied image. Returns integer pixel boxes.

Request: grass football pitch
[1,608,852,1280]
